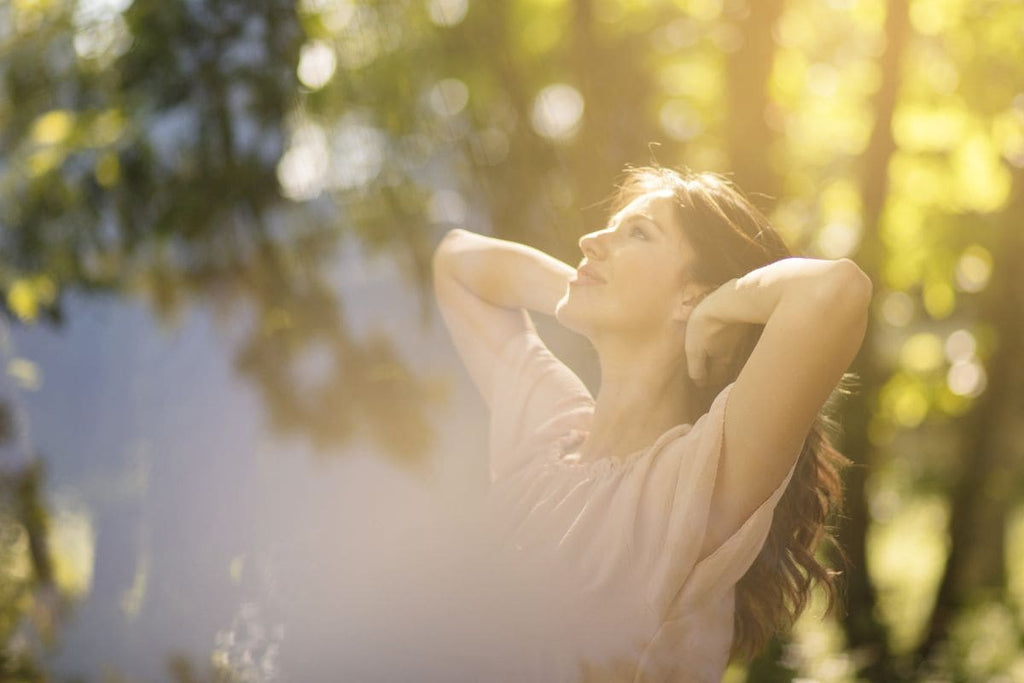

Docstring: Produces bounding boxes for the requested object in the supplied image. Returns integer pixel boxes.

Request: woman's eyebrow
[609,209,666,236]
[628,212,665,235]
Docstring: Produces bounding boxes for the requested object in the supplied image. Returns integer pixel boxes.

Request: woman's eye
[630,226,647,239]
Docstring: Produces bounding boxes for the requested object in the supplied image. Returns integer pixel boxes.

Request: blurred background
[1,0,1023,680]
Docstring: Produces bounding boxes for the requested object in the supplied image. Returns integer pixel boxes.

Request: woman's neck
[576,335,697,464]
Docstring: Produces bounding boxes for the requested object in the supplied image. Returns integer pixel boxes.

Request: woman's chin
[555,306,599,339]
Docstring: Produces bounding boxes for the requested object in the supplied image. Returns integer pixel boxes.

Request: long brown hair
[606,164,851,662]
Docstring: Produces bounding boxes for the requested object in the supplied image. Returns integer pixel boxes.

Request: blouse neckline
[547,422,696,474]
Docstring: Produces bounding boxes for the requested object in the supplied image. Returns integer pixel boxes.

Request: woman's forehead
[613,190,680,232]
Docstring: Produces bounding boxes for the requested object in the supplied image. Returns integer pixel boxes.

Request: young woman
[432,165,871,681]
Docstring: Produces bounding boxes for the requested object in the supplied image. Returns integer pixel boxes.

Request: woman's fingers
[685,321,711,384]
[686,310,745,388]
[687,348,706,385]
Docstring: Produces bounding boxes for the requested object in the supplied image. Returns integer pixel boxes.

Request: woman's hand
[684,259,871,387]
[684,278,749,387]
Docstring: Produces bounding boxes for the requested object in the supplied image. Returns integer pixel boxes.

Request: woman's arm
[432,228,575,403]
[685,257,870,384]
[433,228,575,316]
[689,257,872,559]
[698,257,866,326]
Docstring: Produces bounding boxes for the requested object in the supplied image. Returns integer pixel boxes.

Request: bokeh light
[531,84,584,143]
[955,244,993,293]
[317,114,387,191]
[428,78,470,118]
[659,100,704,142]
[900,332,944,374]
[427,0,468,27]
[277,121,329,201]
[880,290,914,328]
[944,328,976,364]
[947,360,986,398]
[298,40,338,90]
[815,220,861,259]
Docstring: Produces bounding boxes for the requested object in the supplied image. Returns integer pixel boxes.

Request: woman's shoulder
[488,330,595,480]
[490,329,594,438]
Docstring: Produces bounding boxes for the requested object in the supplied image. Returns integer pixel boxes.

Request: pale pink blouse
[473,328,796,682]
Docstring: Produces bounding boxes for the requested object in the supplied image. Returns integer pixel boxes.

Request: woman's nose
[579,229,609,258]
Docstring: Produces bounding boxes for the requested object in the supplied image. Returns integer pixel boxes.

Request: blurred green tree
[0,0,438,464]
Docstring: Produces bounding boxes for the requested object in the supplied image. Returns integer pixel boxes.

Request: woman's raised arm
[432,228,575,403]
[433,228,574,315]
[688,257,872,559]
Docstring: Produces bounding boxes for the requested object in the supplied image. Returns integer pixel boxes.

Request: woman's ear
[672,287,709,323]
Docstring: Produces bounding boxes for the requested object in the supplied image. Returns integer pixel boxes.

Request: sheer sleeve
[434,262,593,480]
[487,329,593,481]
[642,381,797,612]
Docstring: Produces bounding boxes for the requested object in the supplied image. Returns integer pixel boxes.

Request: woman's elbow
[435,228,480,260]
[433,228,465,273]
[434,228,486,288]
[828,259,873,307]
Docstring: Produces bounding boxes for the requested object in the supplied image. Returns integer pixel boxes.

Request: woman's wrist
[707,258,860,325]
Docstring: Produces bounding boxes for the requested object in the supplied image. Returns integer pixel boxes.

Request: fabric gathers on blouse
[481,329,797,682]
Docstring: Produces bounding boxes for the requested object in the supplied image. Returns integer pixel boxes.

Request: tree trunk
[839,0,911,678]
[914,166,1024,665]
[725,0,785,205]
[568,0,658,223]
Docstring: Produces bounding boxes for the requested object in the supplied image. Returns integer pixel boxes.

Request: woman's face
[556,189,699,341]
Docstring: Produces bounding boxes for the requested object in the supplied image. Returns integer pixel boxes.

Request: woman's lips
[572,268,605,286]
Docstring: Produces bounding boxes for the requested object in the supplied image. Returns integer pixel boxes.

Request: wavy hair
[606,164,851,662]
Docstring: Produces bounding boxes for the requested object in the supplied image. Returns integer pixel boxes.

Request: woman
[432,164,871,681]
